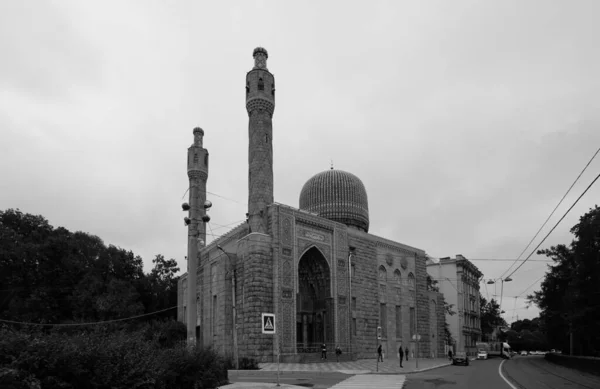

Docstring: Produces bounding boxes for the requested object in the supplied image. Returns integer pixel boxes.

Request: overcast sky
[2,0,599,323]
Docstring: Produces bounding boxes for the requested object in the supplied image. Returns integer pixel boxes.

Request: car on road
[452,351,469,366]
[477,350,488,360]
[520,351,527,356]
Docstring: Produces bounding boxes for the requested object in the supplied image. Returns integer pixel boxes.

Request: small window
[258,78,264,91]
[193,153,198,163]
[204,154,208,166]
[408,273,415,289]
[379,265,387,282]
[265,133,269,143]
[246,81,250,94]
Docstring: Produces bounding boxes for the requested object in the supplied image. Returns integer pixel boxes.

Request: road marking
[329,374,406,388]
[498,360,518,389]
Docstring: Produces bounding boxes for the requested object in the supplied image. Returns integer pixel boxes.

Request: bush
[155,346,228,389]
[0,325,229,389]
[238,357,260,370]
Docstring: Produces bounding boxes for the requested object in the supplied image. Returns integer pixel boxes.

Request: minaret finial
[330,160,334,170]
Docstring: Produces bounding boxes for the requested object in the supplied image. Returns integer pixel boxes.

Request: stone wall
[236,233,274,362]
[347,232,379,359]
[415,253,430,358]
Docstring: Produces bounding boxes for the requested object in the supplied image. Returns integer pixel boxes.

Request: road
[502,355,600,389]
[228,371,351,388]
[406,355,600,389]
[405,358,507,389]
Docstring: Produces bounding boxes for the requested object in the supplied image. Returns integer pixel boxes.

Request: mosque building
[178,47,447,362]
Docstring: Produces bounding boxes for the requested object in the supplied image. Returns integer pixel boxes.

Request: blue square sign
[262,313,276,334]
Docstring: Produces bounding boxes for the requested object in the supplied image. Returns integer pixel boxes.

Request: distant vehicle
[476,342,512,359]
[520,351,527,356]
[452,351,469,366]
[477,350,488,360]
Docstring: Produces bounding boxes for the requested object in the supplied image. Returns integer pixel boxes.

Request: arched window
[408,273,415,289]
[193,153,198,164]
[393,269,401,284]
[258,78,264,91]
[378,265,387,282]
[204,154,208,167]
[246,81,250,94]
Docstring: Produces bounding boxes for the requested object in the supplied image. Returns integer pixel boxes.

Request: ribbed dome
[299,169,369,232]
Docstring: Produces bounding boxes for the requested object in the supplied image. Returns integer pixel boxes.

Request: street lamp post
[486,277,512,338]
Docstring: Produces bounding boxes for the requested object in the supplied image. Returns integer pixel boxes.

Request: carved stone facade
[176,47,446,363]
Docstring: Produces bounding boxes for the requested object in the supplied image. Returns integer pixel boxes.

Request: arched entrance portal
[296,247,333,352]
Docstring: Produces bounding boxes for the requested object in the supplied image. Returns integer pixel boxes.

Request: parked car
[477,350,488,360]
[520,351,528,356]
[452,351,469,366]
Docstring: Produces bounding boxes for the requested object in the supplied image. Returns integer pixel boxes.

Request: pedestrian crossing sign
[262,313,276,334]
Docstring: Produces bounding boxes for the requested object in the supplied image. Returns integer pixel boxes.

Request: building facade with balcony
[426,255,483,356]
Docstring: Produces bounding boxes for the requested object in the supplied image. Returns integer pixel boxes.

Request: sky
[1,0,599,323]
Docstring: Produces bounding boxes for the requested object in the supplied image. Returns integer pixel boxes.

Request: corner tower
[246,47,275,234]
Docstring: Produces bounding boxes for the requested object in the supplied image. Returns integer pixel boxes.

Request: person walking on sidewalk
[448,349,453,361]
[405,347,409,361]
[321,343,327,360]
[377,344,384,362]
[398,345,404,367]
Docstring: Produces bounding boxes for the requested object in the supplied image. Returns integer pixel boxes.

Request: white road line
[499,360,519,389]
[329,374,406,389]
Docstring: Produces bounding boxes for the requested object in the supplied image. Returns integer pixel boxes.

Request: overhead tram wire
[505,172,600,280]
[0,305,180,327]
[500,147,600,280]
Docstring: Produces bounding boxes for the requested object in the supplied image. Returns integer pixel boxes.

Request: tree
[480,296,507,341]
[427,275,440,292]
[0,208,181,326]
[528,205,600,356]
[443,300,456,346]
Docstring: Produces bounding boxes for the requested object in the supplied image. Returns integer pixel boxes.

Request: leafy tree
[528,205,600,356]
[427,276,440,292]
[480,296,507,341]
[0,209,180,325]
[443,300,456,346]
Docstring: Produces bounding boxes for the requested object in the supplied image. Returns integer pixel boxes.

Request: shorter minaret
[186,127,208,345]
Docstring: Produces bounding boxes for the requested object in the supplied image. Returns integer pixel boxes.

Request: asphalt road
[228,371,351,389]
[502,355,600,389]
[404,357,508,389]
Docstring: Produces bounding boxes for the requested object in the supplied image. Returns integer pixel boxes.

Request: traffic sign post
[262,313,279,386]
[262,313,276,334]
[412,334,421,369]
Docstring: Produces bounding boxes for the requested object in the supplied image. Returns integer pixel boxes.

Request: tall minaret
[246,47,275,234]
[186,127,208,345]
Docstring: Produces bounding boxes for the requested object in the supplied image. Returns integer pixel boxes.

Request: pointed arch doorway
[296,246,333,352]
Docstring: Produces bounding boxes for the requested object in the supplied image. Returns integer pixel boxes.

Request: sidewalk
[242,357,451,375]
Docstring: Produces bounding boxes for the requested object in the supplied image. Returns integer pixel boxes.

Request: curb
[403,362,452,374]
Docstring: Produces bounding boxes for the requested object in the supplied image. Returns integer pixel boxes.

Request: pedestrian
[321,343,327,360]
[377,344,384,362]
[448,348,453,361]
[399,345,404,367]
[405,347,409,361]
[335,345,342,362]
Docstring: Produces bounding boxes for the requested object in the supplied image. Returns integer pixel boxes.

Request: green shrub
[154,345,229,389]
[238,357,260,370]
[0,326,230,389]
